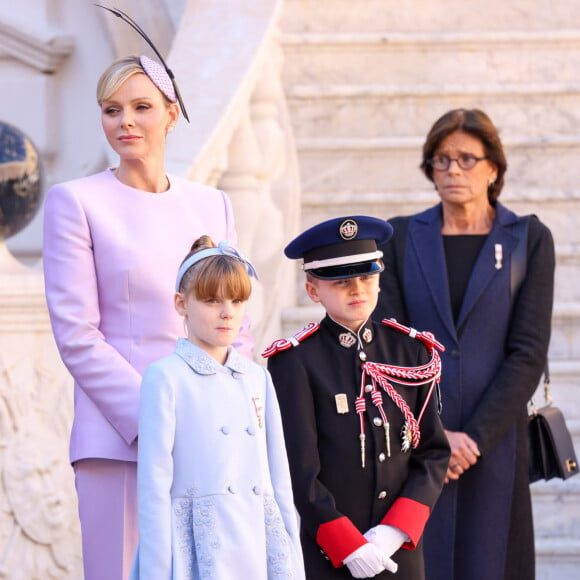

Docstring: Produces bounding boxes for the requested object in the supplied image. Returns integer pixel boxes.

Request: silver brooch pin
[494,243,503,270]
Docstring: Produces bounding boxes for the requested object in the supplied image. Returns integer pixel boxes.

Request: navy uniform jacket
[374,202,555,580]
[266,315,450,579]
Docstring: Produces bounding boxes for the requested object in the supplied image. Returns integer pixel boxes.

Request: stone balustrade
[166,0,301,355]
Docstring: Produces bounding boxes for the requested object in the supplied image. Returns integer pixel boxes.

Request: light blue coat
[130,338,305,580]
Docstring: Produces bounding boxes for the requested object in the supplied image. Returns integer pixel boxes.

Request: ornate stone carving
[0,121,81,578]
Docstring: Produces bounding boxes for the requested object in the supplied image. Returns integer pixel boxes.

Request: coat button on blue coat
[221,425,230,435]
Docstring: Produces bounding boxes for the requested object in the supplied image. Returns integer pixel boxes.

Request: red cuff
[380,497,430,549]
[316,517,366,567]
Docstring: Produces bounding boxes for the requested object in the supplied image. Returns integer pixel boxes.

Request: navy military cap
[284,216,393,280]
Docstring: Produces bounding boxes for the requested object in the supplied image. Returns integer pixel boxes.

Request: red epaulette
[381,318,445,353]
[261,322,320,358]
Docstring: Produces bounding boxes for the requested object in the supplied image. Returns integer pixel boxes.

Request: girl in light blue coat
[130,236,305,580]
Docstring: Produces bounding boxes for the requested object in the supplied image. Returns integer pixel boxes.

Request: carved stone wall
[0,245,81,579]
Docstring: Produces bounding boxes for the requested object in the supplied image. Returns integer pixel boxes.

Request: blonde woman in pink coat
[43,55,253,580]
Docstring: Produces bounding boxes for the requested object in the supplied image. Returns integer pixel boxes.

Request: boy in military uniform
[263,216,450,579]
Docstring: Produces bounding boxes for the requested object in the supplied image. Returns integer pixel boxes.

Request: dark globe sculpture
[0,121,43,240]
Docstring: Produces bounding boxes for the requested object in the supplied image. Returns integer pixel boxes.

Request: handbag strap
[542,362,553,405]
[509,216,530,301]
[511,217,553,410]
[530,365,553,414]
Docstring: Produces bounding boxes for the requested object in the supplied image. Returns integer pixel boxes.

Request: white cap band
[303,250,383,271]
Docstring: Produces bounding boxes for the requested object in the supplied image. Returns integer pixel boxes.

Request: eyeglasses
[429,153,488,171]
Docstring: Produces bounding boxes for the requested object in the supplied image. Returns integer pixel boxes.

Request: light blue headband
[175,241,258,291]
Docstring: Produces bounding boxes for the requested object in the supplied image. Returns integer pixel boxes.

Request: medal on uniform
[384,420,391,457]
[335,394,349,414]
[401,421,413,452]
[252,396,264,428]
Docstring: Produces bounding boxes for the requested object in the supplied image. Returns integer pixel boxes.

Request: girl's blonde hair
[178,236,252,301]
[96,56,173,106]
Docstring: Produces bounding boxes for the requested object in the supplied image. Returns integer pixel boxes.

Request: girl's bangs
[192,257,251,301]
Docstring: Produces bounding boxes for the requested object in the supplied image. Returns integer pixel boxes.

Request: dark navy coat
[266,315,450,579]
[375,202,555,580]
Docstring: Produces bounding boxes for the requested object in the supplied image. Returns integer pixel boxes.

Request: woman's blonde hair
[96,56,173,106]
[178,236,252,301]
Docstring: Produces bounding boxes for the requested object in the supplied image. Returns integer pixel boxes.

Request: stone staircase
[278,0,580,576]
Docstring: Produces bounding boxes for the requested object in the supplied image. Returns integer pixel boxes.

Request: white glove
[364,524,408,570]
[343,542,397,578]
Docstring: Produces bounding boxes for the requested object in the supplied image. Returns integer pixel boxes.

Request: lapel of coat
[408,205,457,340]
[456,202,519,333]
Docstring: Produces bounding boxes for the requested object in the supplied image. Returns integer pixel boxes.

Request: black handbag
[528,369,579,482]
[509,217,578,482]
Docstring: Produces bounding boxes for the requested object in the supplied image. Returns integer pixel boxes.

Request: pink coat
[43,169,253,463]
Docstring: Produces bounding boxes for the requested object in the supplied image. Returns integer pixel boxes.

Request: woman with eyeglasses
[373,108,555,580]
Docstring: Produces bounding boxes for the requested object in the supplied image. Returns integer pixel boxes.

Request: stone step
[286,82,580,139]
[281,0,580,34]
[295,134,580,195]
[551,305,580,359]
[301,185,580,216]
[282,30,580,87]
[532,477,580,542]
[535,538,580,580]
[300,187,580,251]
